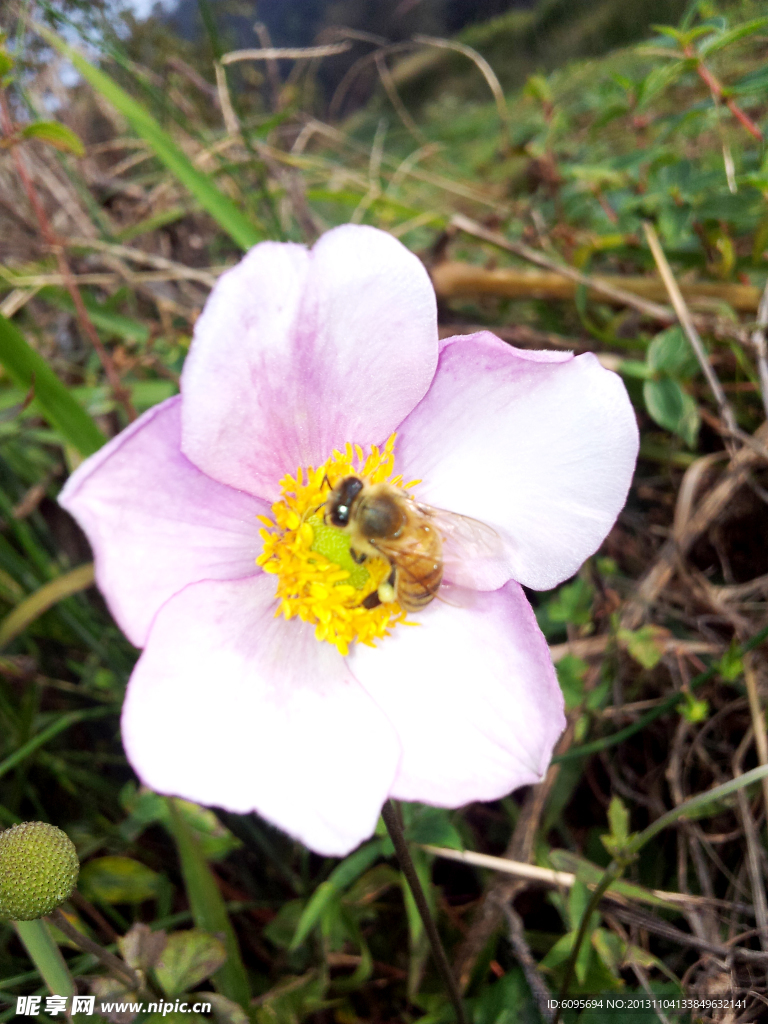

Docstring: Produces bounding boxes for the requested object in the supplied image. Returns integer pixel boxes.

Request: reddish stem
[685,46,763,142]
[0,92,136,422]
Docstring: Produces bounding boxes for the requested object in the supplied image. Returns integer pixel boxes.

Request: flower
[59,225,638,856]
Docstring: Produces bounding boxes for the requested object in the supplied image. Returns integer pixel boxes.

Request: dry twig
[751,277,768,421]
[0,94,136,422]
[643,222,737,436]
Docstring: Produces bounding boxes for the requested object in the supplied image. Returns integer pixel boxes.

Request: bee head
[326,476,364,528]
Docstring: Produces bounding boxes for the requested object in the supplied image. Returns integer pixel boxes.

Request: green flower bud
[0,822,79,920]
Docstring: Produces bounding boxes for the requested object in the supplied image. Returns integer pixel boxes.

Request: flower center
[256,435,413,656]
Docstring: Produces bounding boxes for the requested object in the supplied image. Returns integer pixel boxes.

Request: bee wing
[416,503,508,590]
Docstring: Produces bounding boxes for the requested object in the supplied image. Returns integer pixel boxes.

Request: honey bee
[324,476,502,612]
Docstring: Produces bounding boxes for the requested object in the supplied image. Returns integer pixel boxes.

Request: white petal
[350,582,564,805]
[396,333,638,591]
[181,225,437,500]
[59,397,266,648]
[122,575,401,856]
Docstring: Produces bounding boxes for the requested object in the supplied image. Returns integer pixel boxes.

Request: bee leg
[350,547,367,565]
[377,567,396,605]
[361,590,382,609]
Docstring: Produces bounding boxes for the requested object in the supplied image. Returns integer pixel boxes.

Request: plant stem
[685,46,764,142]
[553,762,768,1024]
[14,918,75,997]
[48,907,141,991]
[381,800,468,1024]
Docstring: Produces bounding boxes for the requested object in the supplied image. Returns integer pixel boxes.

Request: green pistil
[307,515,370,590]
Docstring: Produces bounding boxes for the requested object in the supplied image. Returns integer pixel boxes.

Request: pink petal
[396,332,638,591]
[181,225,438,500]
[59,397,267,648]
[122,575,401,856]
[350,582,564,805]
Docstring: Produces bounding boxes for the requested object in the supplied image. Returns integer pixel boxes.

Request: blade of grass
[14,919,75,997]
[0,314,105,456]
[290,839,384,949]
[38,288,149,345]
[34,24,264,252]
[166,798,251,1011]
[0,707,115,782]
[0,563,95,650]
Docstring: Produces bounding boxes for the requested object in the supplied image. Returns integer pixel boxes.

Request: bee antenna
[321,472,332,490]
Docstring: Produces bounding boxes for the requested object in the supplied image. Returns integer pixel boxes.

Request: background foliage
[1,0,768,1021]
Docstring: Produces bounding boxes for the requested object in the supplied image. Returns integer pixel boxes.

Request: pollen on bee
[255,434,408,655]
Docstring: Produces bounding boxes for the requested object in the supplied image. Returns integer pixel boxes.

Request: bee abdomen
[396,557,443,611]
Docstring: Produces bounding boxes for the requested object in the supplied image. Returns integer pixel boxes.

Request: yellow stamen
[256,434,408,656]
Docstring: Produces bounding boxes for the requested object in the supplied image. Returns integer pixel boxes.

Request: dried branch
[375,52,427,144]
[751,277,768,421]
[431,259,762,313]
[48,908,142,991]
[643,222,737,436]
[452,734,569,991]
[220,41,352,64]
[498,903,553,1021]
[412,35,510,144]
[621,421,768,629]
[214,62,240,136]
[0,94,136,422]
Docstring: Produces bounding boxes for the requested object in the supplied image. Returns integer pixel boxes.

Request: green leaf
[250,971,324,1024]
[403,805,463,851]
[648,25,687,43]
[154,929,227,999]
[567,878,590,933]
[35,24,263,252]
[166,799,251,1010]
[636,61,686,110]
[643,378,700,447]
[118,922,167,972]
[79,856,160,904]
[681,691,709,723]
[523,73,553,104]
[122,791,237,860]
[718,640,743,681]
[568,881,599,985]
[556,655,588,712]
[617,625,667,670]
[591,927,624,977]
[540,930,575,970]
[471,967,528,1024]
[607,796,630,846]
[290,839,383,949]
[196,993,249,1024]
[698,16,768,56]
[263,899,305,949]
[343,864,400,906]
[647,326,699,379]
[171,801,242,862]
[730,65,768,97]
[601,796,639,859]
[20,121,85,156]
[546,577,594,627]
[0,313,105,456]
